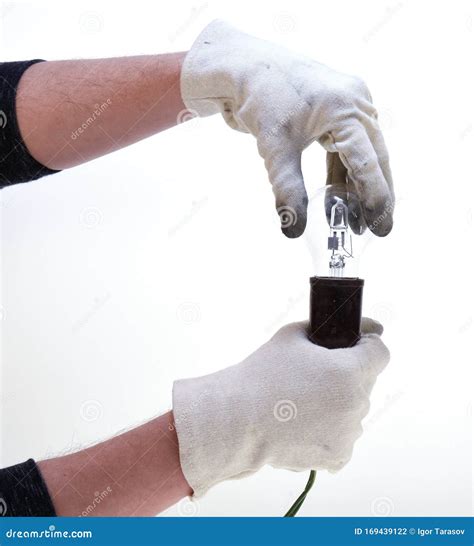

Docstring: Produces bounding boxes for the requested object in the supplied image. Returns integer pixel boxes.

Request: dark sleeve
[0,458,56,517]
[0,60,60,189]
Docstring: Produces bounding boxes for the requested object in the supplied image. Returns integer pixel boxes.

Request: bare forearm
[38,411,192,517]
[16,53,187,170]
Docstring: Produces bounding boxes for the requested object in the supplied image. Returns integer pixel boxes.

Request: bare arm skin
[18,56,192,515]
[38,411,192,516]
[15,53,187,170]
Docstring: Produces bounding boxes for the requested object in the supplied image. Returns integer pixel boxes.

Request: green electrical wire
[284,470,317,517]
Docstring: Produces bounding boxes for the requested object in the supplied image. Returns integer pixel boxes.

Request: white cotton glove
[181,20,395,238]
[173,317,389,497]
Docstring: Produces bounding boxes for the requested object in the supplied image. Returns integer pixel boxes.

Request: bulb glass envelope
[305,184,369,278]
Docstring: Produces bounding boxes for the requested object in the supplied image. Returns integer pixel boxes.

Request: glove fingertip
[281,217,306,238]
[363,197,394,237]
[361,317,384,336]
[276,199,308,238]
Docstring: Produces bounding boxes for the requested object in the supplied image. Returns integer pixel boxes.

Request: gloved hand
[181,20,394,238]
[173,317,389,497]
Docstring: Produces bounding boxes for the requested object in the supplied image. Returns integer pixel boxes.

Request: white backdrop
[0,0,472,517]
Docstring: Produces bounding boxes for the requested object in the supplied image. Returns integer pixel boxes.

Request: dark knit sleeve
[0,458,56,517]
[0,60,60,189]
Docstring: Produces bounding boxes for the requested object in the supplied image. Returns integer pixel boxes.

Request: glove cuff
[172,368,267,497]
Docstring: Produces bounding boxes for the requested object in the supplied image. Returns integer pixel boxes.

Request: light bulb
[327,197,354,276]
[304,184,371,349]
[304,184,372,279]
[287,183,374,517]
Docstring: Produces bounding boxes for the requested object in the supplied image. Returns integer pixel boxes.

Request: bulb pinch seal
[309,276,364,349]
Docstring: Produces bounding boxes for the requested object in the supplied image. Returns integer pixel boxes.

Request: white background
[1,0,472,517]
